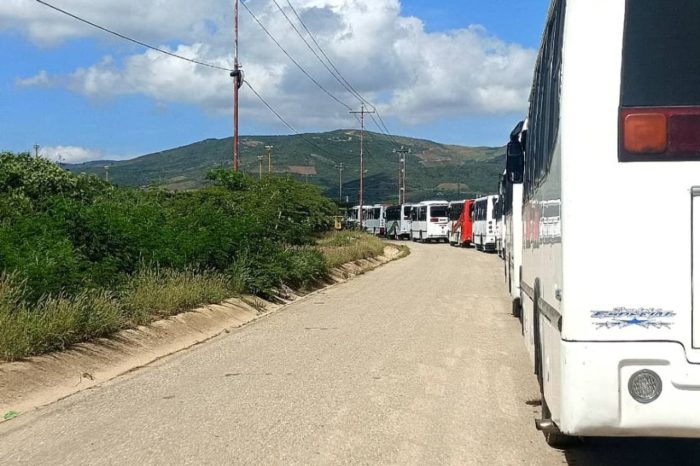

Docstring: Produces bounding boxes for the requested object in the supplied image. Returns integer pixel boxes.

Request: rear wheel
[541,398,579,448]
[511,297,521,318]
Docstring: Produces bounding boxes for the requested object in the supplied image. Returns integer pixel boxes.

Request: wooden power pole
[349,104,375,229]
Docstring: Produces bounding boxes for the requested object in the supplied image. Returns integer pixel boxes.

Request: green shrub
[0,156,367,359]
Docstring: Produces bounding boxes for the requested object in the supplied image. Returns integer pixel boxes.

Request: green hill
[66,130,505,204]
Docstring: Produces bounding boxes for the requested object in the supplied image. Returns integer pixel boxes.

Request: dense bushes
[0,153,335,301]
[0,152,338,359]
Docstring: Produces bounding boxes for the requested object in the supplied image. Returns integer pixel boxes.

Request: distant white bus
[363,205,386,235]
[348,205,372,228]
[410,201,449,242]
[508,0,700,446]
[471,195,499,252]
[385,204,413,240]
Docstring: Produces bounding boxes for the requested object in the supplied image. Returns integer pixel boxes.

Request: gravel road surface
[2,242,700,465]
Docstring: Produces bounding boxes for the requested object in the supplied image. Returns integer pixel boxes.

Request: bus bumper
[559,340,700,437]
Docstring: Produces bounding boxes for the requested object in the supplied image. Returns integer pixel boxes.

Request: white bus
[503,121,525,318]
[446,200,466,246]
[385,204,413,240]
[471,195,499,252]
[410,201,449,242]
[508,0,700,446]
[348,205,372,229]
[363,204,386,236]
[494,195,504,258]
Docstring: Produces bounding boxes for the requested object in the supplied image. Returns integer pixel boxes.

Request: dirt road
[2,242,699,465]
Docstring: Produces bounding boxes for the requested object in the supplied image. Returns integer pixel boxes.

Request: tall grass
[0,268,240,361]
[317,231,388,269]
[0,275,122,360]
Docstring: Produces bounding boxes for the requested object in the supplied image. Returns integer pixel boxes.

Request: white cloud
[41,145,105,163]
[8,0,536,128]
[16,70,51,87]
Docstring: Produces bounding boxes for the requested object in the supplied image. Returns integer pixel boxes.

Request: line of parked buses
[348,0,700,448]
[347,195,503,253]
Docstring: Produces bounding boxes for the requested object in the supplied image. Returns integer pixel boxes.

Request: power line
[285,0,371,108]
[34,0,233,72]
[271,0,360,104]
[284,0,399,144]
[244,81,339,162]
[241,1,353,112]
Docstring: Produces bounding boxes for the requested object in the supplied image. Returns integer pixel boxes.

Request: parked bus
[385,204,413,240]
[503,121,526,318]
[410,201,449,242]
[363,204,386,236]
[494,194,504,258]
[446,200,466,246]
[507,0,700,446]
[348,205,372,229]
[447,199,475,247]
[471,195,499,252]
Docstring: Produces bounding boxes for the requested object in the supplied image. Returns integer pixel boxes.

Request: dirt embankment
[0,245,406,421]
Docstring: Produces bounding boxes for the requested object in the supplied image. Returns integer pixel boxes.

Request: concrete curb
[0,245,407,422]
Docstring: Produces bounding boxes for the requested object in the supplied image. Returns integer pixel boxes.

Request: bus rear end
[558,0,700,438]
[425,203,449,241]
[460,200,474,246]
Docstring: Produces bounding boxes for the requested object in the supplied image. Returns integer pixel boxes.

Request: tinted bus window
[622,1,700,107]
[449,203,464,221]
[386,206,400,221]
[419,207,427,221]
[431,206,448,218]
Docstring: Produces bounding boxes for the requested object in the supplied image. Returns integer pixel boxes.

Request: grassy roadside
[317,231,387,269]
[0,232,407,362]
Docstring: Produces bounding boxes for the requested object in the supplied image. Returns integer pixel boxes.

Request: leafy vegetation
[66,130,506,203]
[0,152,352,360]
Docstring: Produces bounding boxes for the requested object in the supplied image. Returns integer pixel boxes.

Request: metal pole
[394,146,409,204]
[258,155,263,179]
[33,144,40,158]
[266,145,273,174]
[338,163,343,203]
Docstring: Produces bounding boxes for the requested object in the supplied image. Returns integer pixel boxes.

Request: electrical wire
[242,1,353,112]
[34,0,233,72]
[284,0,399,144]
[35,0,390,171]
[244,81,341,162]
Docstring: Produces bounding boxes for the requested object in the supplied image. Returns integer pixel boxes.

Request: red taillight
[620,107,700,161]
[430,217,438,223]
[670,115,700,153]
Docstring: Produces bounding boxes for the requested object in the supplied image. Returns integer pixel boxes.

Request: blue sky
[0,0,549,162]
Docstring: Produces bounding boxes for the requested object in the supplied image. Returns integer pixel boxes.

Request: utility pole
[104,165,110,182]
[394,146,409,204]
[265,145,273,174]
[257,155,264,179]
[33,144,40,158]
[349,104,375,229]
[230,0,243,171]
[337,162,344,203]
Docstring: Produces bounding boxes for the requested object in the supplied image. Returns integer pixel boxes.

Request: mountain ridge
[66,130,506,204]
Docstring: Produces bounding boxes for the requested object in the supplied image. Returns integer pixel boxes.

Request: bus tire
[541,396,579,448]
[511,297,521,318]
